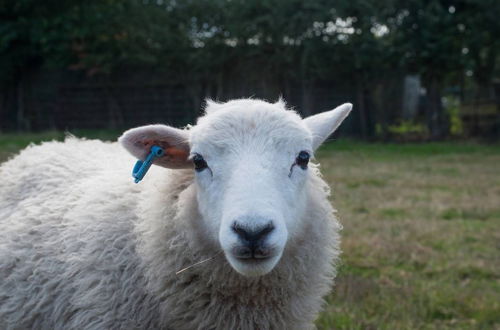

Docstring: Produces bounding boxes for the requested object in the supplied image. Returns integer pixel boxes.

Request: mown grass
[316,139,500,329]
[1,132,499,329]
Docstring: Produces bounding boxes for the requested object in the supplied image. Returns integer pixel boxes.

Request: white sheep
[0,98,352,329]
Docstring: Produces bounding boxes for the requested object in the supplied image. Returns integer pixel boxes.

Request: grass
[316,139,500,329]
[1,132,499,329]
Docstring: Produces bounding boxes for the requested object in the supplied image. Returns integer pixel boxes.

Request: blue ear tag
[132,145,165,183]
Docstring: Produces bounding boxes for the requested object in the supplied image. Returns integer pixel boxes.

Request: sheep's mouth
[231,245,277,261]
[235,256,273,264]
[225,249,283,277]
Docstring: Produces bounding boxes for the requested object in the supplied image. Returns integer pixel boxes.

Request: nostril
[231,223,248,240]
[232,221,275,243]
[258,223,275,240]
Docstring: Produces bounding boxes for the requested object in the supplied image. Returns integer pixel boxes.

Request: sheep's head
[120,99,351,277]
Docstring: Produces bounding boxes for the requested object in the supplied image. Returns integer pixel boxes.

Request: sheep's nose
[232,222,274,259]
[232,222,274,244]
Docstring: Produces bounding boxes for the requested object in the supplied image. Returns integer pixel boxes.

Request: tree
[385,0,465,138]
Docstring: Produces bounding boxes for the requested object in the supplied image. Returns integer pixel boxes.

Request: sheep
[0,98,352,329]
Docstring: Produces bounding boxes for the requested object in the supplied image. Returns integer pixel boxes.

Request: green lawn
[1,132,499,329]
[316,140,500,329]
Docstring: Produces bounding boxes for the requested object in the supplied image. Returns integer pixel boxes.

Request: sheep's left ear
[119,124,191,169]
[303,103,353,150]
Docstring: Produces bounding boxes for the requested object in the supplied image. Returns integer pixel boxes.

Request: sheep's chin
[224,252,282,277]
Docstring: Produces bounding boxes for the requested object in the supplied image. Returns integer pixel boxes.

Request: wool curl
[0,130,341,330]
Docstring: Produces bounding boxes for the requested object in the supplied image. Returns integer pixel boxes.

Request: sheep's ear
[303,103,353,150]
[119,124,191,169]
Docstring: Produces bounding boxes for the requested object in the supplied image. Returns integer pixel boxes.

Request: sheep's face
[190,100,313,277]
[120,99,351,277]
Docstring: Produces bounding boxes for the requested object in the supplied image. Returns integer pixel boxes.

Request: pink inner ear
[165,147,189,159]
[141,139,167,150]
[142,140,156,148]
[141,139,189,165]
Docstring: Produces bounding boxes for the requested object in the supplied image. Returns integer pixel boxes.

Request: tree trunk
[425,77,446,139]
[300,80,313,117]
[300,45,313,117]
[356,76,368,139]
[16,76,27,131]
[104,81,125,129]
[494,81,500,139]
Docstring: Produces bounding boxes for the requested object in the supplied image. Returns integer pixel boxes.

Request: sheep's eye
[296,151,310,169]
[193,154,208,172]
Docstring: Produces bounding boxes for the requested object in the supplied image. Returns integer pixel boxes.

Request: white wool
[0,99,351,329]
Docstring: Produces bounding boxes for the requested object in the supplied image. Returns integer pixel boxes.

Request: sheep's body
[0,100,346,329]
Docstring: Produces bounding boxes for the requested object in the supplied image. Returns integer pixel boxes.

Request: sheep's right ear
[119,125,191,169]
[303,103,352,150]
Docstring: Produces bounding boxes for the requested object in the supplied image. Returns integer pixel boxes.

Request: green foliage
[0,0,190,82]
[1,0,499,138]
[0,0,398,84]
[387,120,427,135]
[1,0,498,86]
[386,0,464,80]
[385,120,429,141]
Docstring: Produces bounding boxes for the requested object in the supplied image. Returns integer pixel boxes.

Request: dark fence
[1,68,498,139]
[56,84,192,129]
[0,68,367,135]
[1,70,195,131]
